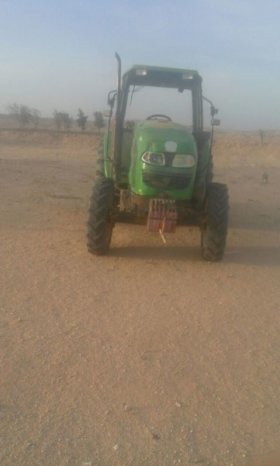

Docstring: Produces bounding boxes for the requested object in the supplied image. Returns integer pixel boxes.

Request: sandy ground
[0,130,280,466]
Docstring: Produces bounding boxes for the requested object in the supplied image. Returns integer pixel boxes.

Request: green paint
[129,120,197,200]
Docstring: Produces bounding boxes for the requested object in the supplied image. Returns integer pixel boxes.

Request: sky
[0,0,279,130]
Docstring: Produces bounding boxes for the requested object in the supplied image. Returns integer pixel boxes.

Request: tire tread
[87,178,114,255]
[202,182,228,261]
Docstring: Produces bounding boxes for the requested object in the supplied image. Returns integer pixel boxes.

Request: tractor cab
[105,63,204,186]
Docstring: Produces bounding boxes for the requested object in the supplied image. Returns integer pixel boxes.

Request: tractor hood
[134,120,197,155]
[128,120,198,200]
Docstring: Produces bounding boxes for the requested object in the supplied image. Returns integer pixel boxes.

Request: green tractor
[87,54,228,261]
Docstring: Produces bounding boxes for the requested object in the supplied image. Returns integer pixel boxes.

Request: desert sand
[1,129,280,465]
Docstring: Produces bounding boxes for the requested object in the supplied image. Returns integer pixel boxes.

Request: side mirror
[107,90,117,108]
[203,96,219,124]
[210,105,218,117]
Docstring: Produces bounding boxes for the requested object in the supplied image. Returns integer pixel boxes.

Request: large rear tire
[87,178,115,255]
[201,182,228,262]
[95,143,105,178]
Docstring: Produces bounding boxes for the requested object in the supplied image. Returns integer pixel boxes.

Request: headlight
[172,154,195,168]
[142,152,165,166]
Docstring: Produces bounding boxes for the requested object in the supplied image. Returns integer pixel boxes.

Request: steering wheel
[146,114,172,122]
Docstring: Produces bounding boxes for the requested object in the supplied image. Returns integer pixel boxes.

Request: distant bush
[77,109,88,131]
[258,129,265,145]
[93,111,105,130]
[7,104,41,128]
[53,110,72,130]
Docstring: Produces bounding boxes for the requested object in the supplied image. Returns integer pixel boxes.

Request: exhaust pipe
[115,52,122,118]
[114,52,122,171]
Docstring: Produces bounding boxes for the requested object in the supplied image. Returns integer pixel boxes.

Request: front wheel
[201,182,228,261]
[87,178,115,255]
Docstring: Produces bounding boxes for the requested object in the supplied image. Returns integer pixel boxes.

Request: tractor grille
[142,172,192,190]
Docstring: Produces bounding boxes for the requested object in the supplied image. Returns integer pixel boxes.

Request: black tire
[193,154,213,209]
[96,158,105,177]
[87,178,115,255]
[201,182,228,261]
[95,143,105,178]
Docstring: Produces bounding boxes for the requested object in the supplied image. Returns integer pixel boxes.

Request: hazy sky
[0,0,279,129]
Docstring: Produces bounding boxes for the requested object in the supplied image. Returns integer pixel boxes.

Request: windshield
[125,85,193,127]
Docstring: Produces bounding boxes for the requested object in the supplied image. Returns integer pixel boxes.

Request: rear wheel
[193,155,213,209]
[201,182,228,261]
[95,143,105,177]
[87,178,115,255]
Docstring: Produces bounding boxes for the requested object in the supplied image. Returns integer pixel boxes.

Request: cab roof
[122,65,202,89]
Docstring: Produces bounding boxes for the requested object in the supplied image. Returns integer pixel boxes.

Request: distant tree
[53,110,72,131]
[19,105,32,127]
[61,112,72,130]
[31,108,41,128]
[258,129,265,145]
[7,104,41,128]
[93,111,105,130]
[77,108,88,131]
[53,110,62,130]
[7,103,20,118]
